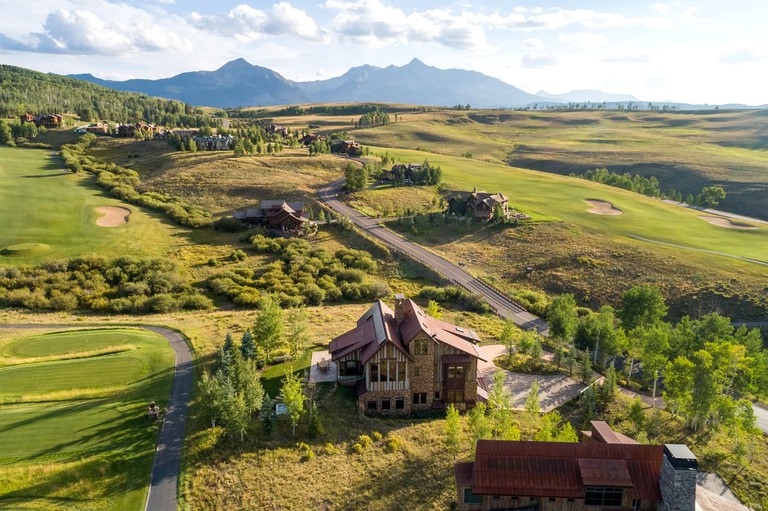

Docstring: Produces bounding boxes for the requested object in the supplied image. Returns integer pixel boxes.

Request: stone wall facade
[659,455,697,511]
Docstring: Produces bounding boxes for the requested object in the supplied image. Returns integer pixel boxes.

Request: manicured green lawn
[0,147,174,265]
[0,328,175,511]
[366,146,768,264]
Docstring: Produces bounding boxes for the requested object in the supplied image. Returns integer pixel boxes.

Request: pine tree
[240,329,255,360]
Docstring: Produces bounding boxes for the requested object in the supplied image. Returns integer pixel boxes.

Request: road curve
[0,323,192,511]
[318,179,549,334]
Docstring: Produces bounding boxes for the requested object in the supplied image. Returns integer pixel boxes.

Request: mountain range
[69,58,628,109]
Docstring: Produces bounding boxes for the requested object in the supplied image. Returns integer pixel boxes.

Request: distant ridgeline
[226,103,409,119]
[0,65,217,128]
[574,167,726,208]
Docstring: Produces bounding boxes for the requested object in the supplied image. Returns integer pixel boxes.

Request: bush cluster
[207,235,390,307]
[0,256,213,313]
[417,286,490,313]
[60,135,212,228]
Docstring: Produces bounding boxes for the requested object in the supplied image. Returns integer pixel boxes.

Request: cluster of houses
[169,130,234,150]
[321,296,747,511]
[20,113,64,128]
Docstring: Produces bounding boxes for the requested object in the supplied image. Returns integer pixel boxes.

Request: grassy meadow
[0,147,174,265]
[365,146,768,262]
[0,328,175,511]
[348,108,768,220]
[87,139,344,215]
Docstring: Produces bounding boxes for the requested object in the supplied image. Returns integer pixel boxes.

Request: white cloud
[601,54,651,63]
[651,3,673,16]
[189,3,330,43]
[0,7,191,55]
[720,49,762,64]
[324,0,490,50]
[558,32,608,47]
[521,38,543,50]
[521,53,558,68]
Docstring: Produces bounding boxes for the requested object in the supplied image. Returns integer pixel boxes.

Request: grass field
[0,147,174,265]
[87,139,344,215]
[364,146,768,262]
[349,109,768,220]
[0,328,175,511]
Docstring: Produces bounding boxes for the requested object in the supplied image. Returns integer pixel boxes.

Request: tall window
[412,339,428,355]
[370,363,379,383]
[397,362,407,382]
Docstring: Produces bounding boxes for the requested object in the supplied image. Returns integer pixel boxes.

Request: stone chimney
[659,444,697,511]
[394,293,406,325]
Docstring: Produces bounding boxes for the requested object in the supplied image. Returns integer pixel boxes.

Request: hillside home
[116,122,157,138]
[446,188,510,221]
[328,295,486,415]
[21,113,63,128]
[300,133,322,146]
[384,163,422,183]
[455,421,748,511]
[74,122,110,134]
[233,200,310,231]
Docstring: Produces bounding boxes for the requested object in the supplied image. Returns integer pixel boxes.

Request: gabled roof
[398,299,486,361]
[329,301,411,364]
[329,298,485,364]
[470,440,663,500]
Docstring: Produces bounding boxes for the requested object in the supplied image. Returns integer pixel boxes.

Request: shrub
[351,442,364,455]
[230,249,247,261]
[214,217,248,233]
[358,434,373,449]
[383,436,403,453]
[322,442,339,455]
[371,431,383,442]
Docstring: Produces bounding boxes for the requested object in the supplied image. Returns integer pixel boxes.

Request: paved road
[143,326,193,511]
[0,323,192,511]
[318,179,549,334]
[754,403,768,434]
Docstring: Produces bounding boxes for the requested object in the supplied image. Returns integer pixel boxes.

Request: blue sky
[1,0,766,104]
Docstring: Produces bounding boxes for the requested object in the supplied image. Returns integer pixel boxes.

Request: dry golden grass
[88,139,345,215]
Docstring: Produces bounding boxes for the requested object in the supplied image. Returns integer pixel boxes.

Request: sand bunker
[95,206,131,227]
[585,199,623,215]
[699,215,757,230]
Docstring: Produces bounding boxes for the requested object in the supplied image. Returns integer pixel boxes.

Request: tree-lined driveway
[318,179,549,334]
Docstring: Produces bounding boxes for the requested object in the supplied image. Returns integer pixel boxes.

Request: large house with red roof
[455,421,748,511]
[328,294,486,415]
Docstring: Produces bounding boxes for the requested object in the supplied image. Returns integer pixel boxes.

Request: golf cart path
[0,323,192,511]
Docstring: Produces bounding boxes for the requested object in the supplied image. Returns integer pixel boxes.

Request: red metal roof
[329,298,484,364]
[469,440,663,500]
[577,458,633,487]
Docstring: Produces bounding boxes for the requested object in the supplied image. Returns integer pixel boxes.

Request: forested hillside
[0,65,216,127]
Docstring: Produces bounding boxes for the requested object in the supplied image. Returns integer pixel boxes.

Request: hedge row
[60,135,212,228]
[0,256,213,313]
